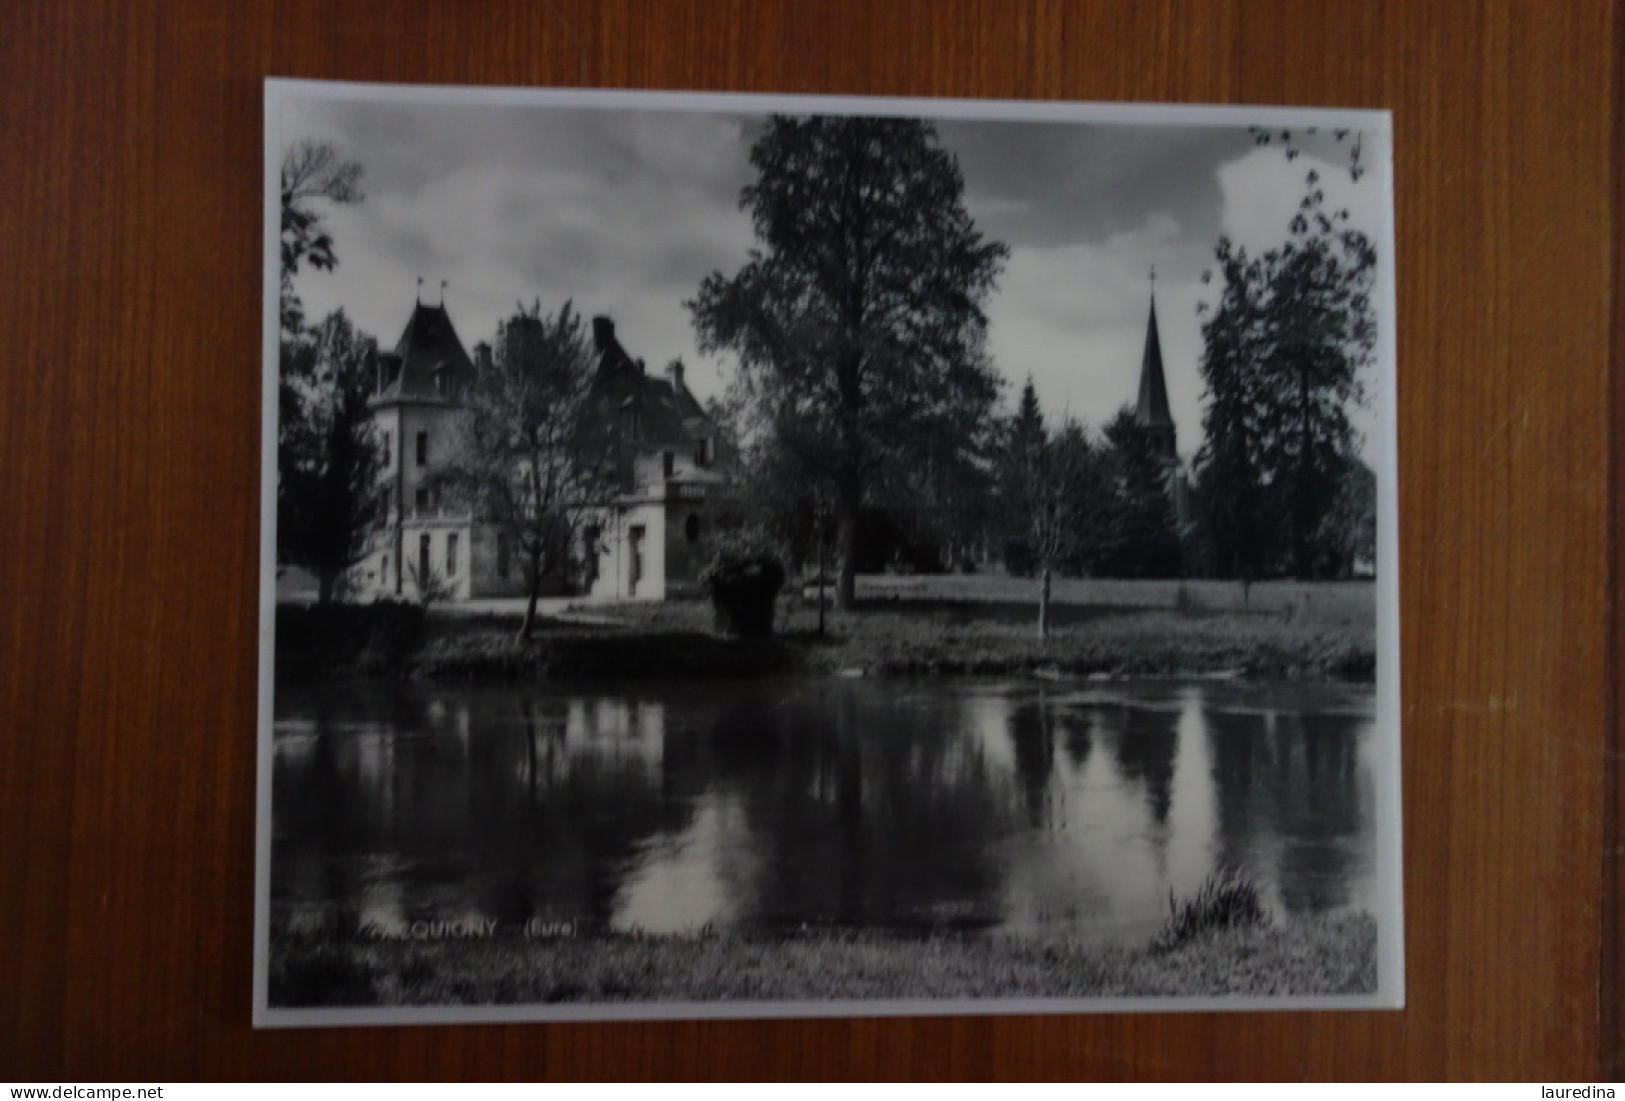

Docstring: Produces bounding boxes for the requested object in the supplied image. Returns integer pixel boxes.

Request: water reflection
[272,678,1377,945]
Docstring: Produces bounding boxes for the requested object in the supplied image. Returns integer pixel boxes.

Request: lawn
[569,574,1376,682]
[279,574,1376,683]
[268,911,1377,1007]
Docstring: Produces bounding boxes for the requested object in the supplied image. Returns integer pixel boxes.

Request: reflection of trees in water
[1108,704,1180,827]
[467,693,695,929]
[272,684,446,937]
[1205,704,1366,913]
[1060,710,1093,773]
[1007,699,1055,828]
[270,691,362,937]
[273,686,698,932]
[725,683,1015,930]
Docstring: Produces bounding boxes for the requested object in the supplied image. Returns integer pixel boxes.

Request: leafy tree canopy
[689,114,1008,608]
[439,301,621,638]
[277,310,385,603]
[280,140,365,341]
[1193,172,1378,579]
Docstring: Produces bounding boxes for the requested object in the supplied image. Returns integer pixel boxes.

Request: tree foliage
[1248,126,1368,182]
[438,301,620,639]
[688,114,1008,608]
[1193,173,1378,579]
[277,311,386,603]
[1097,408,1183,578]
[275,142,382,605]
[280,140,365,340]
[996,381,1106,635]
[698,382,824,571]
[998,378,1048,576]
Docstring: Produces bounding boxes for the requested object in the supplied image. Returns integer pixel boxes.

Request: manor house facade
[348,300,722,603]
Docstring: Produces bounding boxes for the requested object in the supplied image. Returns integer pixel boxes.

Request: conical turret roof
[373,301,475,405]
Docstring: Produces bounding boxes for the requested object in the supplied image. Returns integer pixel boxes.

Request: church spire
[1134,274,1176,456]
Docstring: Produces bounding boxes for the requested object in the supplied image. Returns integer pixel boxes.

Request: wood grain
[0,0,1615,1080]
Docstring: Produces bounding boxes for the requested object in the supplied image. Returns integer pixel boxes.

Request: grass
[267,910,1378,1007]
[277,575,1376,684]
[1152,868,1271,953]
[583,575,1375,682]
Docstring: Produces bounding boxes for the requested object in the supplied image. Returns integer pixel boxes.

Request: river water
[271,677,1377,946]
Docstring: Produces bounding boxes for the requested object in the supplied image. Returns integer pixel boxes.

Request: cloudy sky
[278,91,1387,462]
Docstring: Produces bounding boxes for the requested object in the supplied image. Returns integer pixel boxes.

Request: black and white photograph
[257,80,1402,1025]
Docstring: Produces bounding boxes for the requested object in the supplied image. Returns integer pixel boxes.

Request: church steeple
[1134,275,1176,459]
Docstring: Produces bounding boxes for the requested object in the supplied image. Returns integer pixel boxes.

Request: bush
[1152,867,1270,952]
[703,554,786,639]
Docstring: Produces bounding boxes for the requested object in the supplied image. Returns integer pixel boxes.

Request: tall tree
[1098,408,1183,578]
[998,378,1049,576]
[1193,175,1377,579]
[280,140,364,341]
[1001,401,1103,638]
[1317,455,1377,577]
[277,311,386,604]
[688,115,1008,609]
[1191,240,1273,587]
[439,302,620,640]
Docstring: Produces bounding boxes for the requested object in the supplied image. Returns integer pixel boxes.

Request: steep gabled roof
[1134,294,1174,431]
[373,302,475,405]
[589,315,710,449]
[627,375,709,449]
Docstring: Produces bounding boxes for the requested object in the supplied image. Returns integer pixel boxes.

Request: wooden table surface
[1,0,1618,1081]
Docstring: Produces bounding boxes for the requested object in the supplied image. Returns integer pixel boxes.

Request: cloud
[944,121,1254,248]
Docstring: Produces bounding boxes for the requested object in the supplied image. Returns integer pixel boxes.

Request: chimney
[591,316,615,352]
[666,359,685,392]
[635,357,646,376]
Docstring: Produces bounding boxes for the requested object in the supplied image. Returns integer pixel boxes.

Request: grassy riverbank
[268,911,1377,1007]
[278,577,1376,684]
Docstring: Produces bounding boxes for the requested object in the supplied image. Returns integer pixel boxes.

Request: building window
[416,431,428,467]
[418,533,431,588]
[379,486,391,519]
[415,486,430,513]
[694,437,708,467]
[446,533,459,577]
[382,430,392,469]
[380,554,389,585]
[685,514,701,543]
[662,451,674,479]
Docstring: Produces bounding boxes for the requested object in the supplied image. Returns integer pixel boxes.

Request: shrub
[703,554,786,639]
[405,559,455,607]
[1152,867,1270,952]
